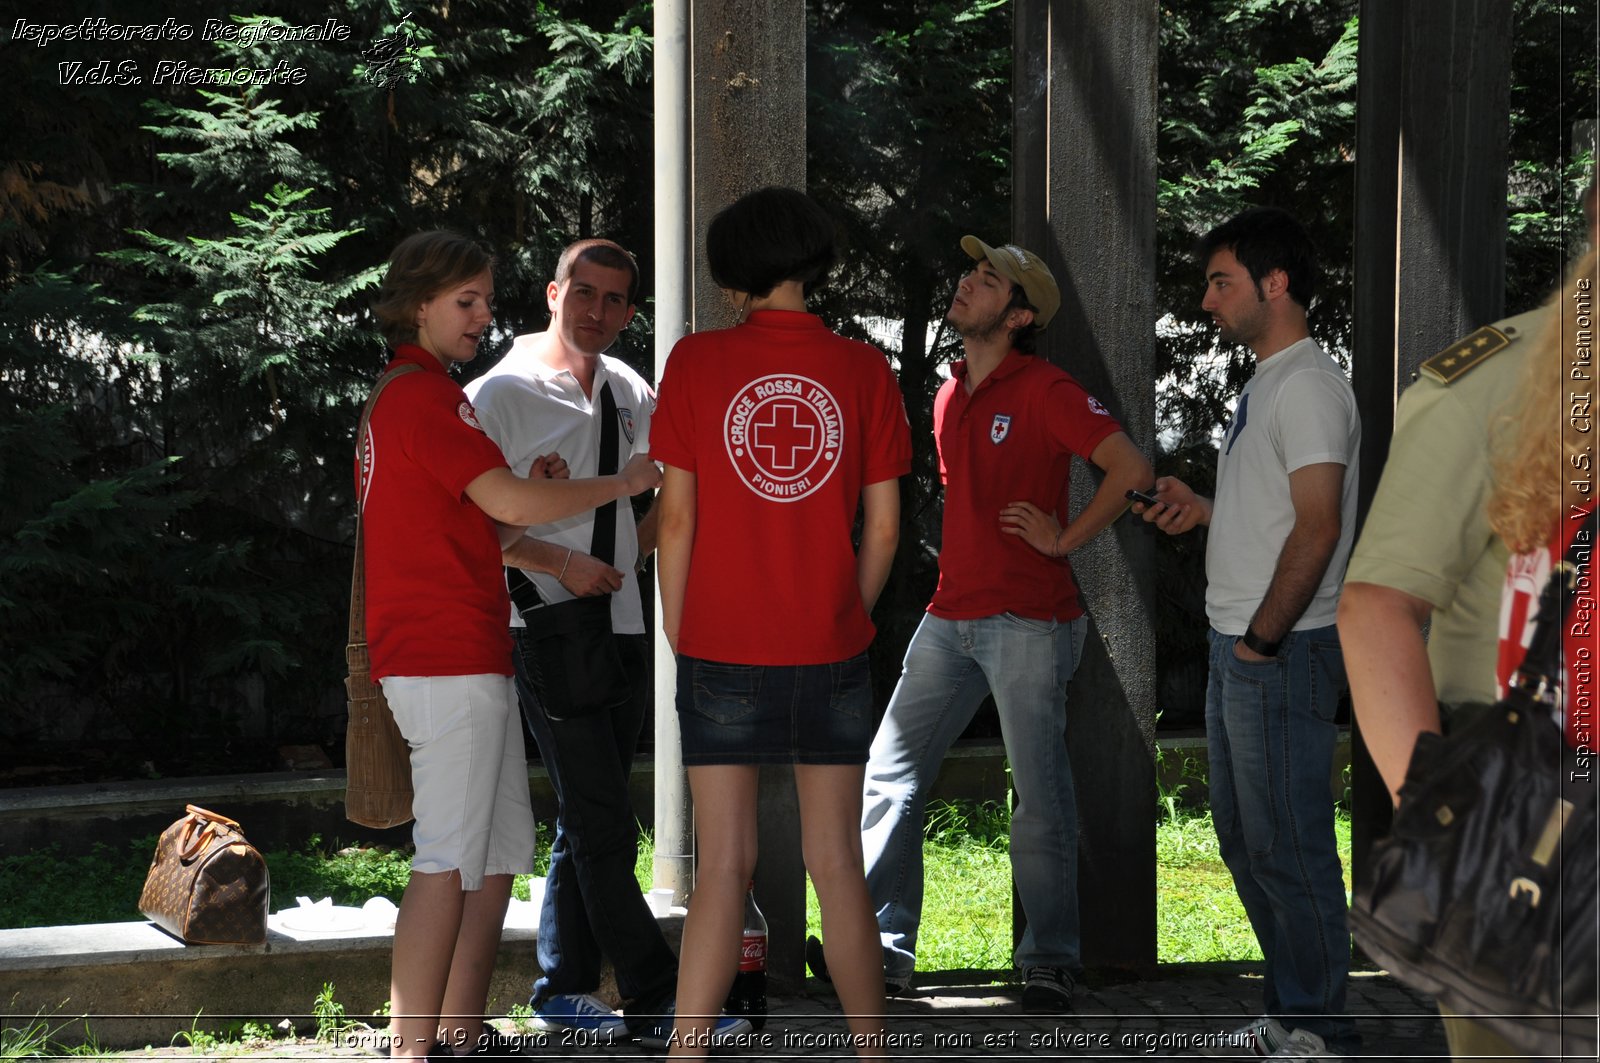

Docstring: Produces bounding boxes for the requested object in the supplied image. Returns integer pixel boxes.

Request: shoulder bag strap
[349,362,424,650]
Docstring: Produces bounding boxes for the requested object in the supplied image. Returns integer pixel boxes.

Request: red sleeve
[863,350,913,484]
[1044,374,1122,459]
[650,337,698,472]
[390,374,508,499]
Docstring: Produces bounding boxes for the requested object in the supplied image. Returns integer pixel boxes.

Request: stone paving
[126,961,1450,1061]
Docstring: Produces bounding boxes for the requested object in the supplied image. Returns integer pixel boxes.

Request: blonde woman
[1488,246,1598,743]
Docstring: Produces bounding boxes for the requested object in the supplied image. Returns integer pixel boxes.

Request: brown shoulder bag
[345,362,421,829]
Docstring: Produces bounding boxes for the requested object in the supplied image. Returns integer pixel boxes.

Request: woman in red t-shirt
[1489,247,1599,748]
[364,232,659,1058]
[653,189,912,1057]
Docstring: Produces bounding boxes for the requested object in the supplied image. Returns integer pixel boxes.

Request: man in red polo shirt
[814,236,1151,1011]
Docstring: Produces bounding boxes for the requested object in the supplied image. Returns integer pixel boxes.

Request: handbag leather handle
[184,804,239,829]
[178,804,241,860]
[179,821,218,861]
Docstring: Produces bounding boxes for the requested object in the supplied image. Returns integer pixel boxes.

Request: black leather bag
[1350,511,1598,1059]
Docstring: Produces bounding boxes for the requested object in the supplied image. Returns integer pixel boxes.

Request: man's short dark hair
[706,186,836,298]
[555,238,640,305]
[1196,207,1319,310]
[1005,283,1041,354]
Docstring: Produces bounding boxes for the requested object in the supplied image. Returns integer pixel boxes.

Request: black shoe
[805,935,831,983]
[806,935,910,997]
[1020,965,1074,1013]
[426,1041,456,1061]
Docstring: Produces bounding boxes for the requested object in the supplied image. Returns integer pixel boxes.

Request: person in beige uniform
[1340,305,1543,734]
[1338,181,1596,1063]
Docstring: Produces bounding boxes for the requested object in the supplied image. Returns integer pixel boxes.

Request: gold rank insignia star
[1421,325,1510,385]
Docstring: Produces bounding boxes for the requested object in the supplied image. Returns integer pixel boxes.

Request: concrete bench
[0,892,684,1049]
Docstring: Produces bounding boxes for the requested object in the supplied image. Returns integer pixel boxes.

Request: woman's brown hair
[373,231,494,348]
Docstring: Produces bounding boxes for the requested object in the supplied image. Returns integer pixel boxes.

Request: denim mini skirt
[674,652,874,766]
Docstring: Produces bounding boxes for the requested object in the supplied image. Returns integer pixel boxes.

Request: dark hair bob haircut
[373,231,494,347]
[706,186,836,299]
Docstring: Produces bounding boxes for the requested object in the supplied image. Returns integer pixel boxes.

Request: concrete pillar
[1349,0,1514,873]
[1012,0,1159,970]
[652,0,810,991]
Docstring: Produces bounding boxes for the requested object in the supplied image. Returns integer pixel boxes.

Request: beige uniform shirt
[1345,308,1546,706]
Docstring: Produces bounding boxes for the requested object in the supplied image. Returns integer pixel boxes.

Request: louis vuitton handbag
[138,805,269,945]
[1351,510,1598,1058]
[344,363,419,829]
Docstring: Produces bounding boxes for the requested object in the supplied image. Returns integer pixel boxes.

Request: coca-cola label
[738,931,767,972]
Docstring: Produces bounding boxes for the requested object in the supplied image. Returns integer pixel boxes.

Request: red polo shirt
[651,311,913,664]
[358,345,513,680]
[930,351,1122,621]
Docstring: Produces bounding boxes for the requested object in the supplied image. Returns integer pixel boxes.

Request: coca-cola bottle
[724,881,768,1029]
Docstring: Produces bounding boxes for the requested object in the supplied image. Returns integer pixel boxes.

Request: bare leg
[438,873,514,1050]
[390,869,465,1058]
[667,765,760,1061]
[795,763,887,1058]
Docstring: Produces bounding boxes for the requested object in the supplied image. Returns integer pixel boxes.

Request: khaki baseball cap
[960,236,1059,329]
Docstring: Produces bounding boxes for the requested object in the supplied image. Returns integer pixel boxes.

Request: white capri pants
[379,673,536,890]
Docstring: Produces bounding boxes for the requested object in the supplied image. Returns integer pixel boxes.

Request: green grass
[804,800,1019,973]
[0,1009,104,1059]
[0,805,1352,971]
[1158,807,1353,963]
[798,799,1354,969]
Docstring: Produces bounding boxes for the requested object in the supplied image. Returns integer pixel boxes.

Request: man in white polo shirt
[466,239,678,1041]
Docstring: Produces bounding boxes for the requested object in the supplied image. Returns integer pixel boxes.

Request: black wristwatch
[1241,626,1281,657]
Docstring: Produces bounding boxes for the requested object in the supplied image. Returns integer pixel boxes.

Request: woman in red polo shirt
[363,232,659,1058]
[653,188,913,1058]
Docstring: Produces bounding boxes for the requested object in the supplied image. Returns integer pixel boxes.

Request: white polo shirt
[466,337,654,634]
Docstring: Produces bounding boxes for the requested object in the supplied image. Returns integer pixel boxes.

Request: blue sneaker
[633,1004,753,1049]
[530,993,628,1038]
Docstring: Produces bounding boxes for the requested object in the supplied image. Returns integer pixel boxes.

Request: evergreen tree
[1,0,1591,772]
[807,0,1014,701]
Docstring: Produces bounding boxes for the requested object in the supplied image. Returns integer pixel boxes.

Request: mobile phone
[1125,487,1161,507]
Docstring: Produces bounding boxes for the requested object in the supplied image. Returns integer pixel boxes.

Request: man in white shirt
[466,239,671,1039]
[1137,208,1360,1061]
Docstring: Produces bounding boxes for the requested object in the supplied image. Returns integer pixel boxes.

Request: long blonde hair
[1488,248,1600,553]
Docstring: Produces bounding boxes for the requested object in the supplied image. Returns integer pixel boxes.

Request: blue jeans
[1205,624,1356,1050]
[860,611,1087,984]
[512,629,676,1021]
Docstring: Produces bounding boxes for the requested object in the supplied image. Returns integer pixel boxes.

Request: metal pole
[651,0,695,902]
